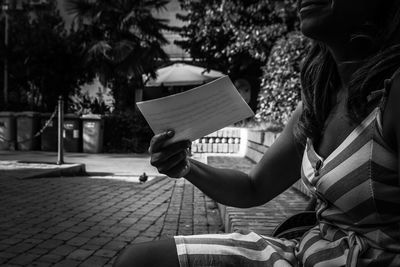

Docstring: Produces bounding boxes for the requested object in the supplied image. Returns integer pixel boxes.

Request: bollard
[57,96,64,165]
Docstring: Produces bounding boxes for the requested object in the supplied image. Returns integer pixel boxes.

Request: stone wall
[245,129,312,198]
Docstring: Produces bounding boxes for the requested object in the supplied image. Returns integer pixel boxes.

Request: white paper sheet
[137,76,255,145]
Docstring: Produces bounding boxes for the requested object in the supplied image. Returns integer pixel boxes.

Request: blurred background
[0,0,311,153]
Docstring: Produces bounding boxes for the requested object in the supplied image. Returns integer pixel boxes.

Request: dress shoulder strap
[379,67,400,112]
[367,67,400,109]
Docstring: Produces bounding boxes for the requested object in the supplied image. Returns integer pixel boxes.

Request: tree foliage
[175,0,298,72]
[174,0,301,116]
[65,0,171,110]
[0,0,91,111]
[103,109,153,153]
[255,31,311,126]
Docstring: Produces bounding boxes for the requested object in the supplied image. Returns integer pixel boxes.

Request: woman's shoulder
[383,70,400,152]
[387,70,400,117]
[391,70,400,89]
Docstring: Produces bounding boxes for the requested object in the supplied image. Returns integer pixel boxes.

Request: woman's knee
[113,238,179,267]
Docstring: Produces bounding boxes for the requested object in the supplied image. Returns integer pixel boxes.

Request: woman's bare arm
[184,102,305,208]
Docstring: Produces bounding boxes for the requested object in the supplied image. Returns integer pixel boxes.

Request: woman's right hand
[149,130,192,178]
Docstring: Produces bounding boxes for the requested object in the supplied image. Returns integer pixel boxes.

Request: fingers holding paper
[149,130,192,178]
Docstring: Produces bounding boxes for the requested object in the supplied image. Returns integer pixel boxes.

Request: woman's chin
[300,22,324,40]
[300,18,336,41]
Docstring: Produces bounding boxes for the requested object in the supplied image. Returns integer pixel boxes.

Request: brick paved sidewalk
[0,175,222,267]
[0,155,308,266]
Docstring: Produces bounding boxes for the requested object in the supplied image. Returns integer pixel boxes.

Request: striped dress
[174,78,400,267]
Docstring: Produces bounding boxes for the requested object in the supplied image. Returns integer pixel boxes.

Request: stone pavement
[0,175,223,267]
[0,152,308,266]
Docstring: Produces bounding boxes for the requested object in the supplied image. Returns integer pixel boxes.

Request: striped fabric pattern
[175,230,299,266]
[298,103,400,267]
[174,78,399,267]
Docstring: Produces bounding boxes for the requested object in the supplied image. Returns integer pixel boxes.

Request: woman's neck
[336,60,365,88]
[327,42,370,88]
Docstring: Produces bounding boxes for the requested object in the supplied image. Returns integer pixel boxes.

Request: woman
[115,0,400,266]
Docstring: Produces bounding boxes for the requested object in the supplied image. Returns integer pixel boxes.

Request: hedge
[103,110,153,153]
[255,31,311,127]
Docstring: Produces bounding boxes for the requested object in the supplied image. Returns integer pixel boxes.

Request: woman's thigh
[113,238,179,267]
[174,230,298,267]
[114,230,298,267]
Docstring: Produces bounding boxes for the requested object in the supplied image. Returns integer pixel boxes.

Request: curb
[0,161,87,179]
[23,163,87,179]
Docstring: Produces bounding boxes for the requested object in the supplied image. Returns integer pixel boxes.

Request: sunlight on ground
[87,175,157,183]
[0,161,70,169]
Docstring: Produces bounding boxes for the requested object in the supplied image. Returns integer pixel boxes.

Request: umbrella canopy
[144,63,225,87]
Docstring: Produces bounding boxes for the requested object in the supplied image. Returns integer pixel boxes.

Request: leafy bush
[176,0,299,70]
[235,119,283,132]
[103,110,153,153]
[68,87,114,116]
[255,31,311,126]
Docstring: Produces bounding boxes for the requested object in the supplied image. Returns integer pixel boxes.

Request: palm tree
[65,0,170,110]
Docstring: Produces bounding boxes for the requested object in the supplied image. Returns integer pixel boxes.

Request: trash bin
[16,111,41,151]
[40,112,58,151]
[0,112,16,150]
[64,113,82,152]
[82,114,104,153]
